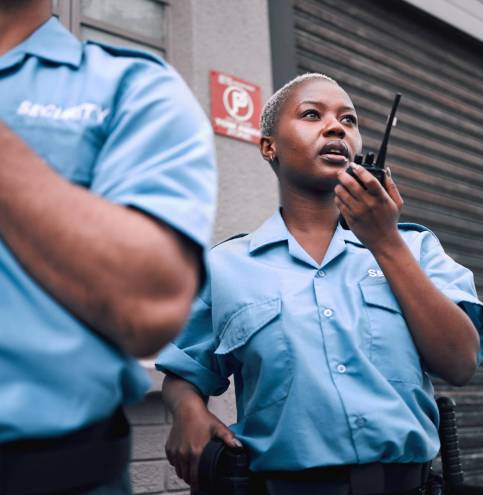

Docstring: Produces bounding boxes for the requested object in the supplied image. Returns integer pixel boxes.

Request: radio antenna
[375,93,402,169]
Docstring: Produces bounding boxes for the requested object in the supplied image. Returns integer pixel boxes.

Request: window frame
[52,0,169,55]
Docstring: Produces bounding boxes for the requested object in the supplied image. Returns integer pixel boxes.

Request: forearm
[372,233,479,385]
[162,374,208,415]
[0,123,199,356]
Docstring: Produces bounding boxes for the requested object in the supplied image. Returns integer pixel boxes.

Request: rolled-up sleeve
[420,231,483,362]
[156,293,232,396]
[91,60,217,251]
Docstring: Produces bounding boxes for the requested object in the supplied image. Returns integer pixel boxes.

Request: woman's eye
[302,109,320,119]
[341,114,357,125]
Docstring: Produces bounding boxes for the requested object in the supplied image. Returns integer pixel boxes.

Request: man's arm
[0,122,199,357]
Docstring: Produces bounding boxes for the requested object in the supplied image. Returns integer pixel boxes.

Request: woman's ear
[260,136,276,164]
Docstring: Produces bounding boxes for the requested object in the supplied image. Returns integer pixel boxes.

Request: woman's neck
[280,185,340,264]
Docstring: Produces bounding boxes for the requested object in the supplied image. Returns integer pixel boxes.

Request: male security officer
[0,0,216,493]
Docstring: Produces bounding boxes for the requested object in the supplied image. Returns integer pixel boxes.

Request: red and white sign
[210,70,262,145]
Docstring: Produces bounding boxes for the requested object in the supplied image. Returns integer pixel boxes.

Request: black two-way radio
[340,93,402,230]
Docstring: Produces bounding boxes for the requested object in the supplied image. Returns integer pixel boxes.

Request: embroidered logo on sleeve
[17,100,110,124]
[368,268,385,278]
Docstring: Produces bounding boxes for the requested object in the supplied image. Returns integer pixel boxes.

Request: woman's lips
[319,140,350,165]
[319,153,348,165]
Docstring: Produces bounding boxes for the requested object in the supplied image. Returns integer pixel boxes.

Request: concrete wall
[169,0,278,243]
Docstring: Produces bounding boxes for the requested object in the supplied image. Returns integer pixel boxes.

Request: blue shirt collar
[0,17,82,69]
[249,209,365,268]
[248,209,289,253]
[249,209,364,253]
[337,223,365,247]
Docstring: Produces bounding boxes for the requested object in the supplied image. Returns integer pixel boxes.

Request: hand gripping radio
[340,93,402,230]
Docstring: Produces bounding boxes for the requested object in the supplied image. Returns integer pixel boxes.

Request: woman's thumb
[213,424,243,449]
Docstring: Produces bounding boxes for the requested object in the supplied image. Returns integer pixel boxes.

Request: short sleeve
[155,284,233,396]
[91,61,217,250]
[420,231,483,362]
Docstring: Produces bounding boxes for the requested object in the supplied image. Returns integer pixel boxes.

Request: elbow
[107,291,194,358]
[445,353,478,387]
[440,328,480,387]
[127,295,193,358]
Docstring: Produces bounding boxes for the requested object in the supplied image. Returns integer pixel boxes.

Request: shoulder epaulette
[212,233,248,249]
[85,40,165,66]
[398,222,432,233]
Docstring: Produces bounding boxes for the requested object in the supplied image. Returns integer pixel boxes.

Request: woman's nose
[322,117,345,138]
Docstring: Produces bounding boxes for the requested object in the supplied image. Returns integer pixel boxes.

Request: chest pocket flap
[360,280,401,313]
[214,298,282,355]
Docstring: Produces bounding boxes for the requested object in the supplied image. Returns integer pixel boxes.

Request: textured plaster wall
[170,0,278,243]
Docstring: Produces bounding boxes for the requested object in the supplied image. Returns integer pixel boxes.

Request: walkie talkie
[340,93,402,230]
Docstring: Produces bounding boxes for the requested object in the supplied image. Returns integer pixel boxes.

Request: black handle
[437,396,465,489]
[197,438,250,495]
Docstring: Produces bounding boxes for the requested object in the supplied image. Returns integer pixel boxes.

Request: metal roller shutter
[293,0,483,297]
[293,0,483,484]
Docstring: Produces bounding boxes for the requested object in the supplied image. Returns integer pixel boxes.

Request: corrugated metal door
[293,0,483,298]
[293,0,483,484]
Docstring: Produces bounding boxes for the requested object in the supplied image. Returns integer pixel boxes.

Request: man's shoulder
[79,41,184,111]
[84,40,167,68]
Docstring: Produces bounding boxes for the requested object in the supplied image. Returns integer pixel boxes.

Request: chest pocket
[12,120,102,186]
[214,297,292,416]
[360,280,423,385]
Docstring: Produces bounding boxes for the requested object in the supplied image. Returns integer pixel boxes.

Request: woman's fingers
[334,186,353,215]
[169,424,240,490]
[165,413,241,491]
[213,422,243,449]
[336,167,365,200]
[384,168,404,210]
[350,165,386,196]
[189,448,203,491]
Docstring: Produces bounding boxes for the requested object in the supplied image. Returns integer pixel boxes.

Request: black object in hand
[340,93,401,230]
[345,152,386,188]
[196,439,250,495]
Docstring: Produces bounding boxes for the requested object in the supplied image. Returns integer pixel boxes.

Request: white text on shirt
[16,100,110,124]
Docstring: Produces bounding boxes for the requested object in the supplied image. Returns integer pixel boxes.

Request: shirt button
[355,417,366,427]
[336,364,347,374]
[316,270,326,278]
[323,308,333,317]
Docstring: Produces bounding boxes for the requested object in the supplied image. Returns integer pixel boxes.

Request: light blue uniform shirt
[0,18,216,441]
[156,210,482,471]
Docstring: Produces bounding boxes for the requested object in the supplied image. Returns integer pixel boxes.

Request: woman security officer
[156,74,482,495]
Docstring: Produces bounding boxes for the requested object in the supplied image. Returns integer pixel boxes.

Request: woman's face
[267,79,363,193]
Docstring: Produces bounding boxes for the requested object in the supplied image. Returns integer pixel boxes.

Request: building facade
[52,1,483,493]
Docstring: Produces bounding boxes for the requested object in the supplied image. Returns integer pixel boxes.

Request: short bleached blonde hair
[260,73,338,137]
